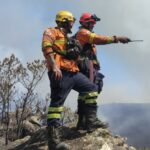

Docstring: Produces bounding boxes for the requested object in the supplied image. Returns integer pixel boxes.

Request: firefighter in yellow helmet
[74,12,131,130]
[42,10,105,150]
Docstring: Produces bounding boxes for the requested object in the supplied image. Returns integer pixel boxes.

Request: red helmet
[79,12,100,25]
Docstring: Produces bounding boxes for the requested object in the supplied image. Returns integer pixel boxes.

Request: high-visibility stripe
[86,92,98,98]
[43,40,67,47]
[54,39,67,45]
[42,41,52,48]
[48,106,64,113]
[43,40,68,56]
[53,49,67,56]
[85,99,97,104]
[107,36,114,43]
[79,92,98,99]
[89,33,96,43]
[47,113,61,119]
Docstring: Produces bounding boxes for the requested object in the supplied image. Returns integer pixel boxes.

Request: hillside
[1,126,136,150]
[1,103,149,150]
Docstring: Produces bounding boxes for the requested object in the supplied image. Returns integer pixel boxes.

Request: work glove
[117,36,131,43]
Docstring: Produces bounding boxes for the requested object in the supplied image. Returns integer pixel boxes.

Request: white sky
[0,0,150,107]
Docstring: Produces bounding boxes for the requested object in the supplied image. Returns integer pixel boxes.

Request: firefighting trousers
[47,70,98,127]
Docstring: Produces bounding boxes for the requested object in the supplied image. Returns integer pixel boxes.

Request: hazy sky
[0,0,150,105]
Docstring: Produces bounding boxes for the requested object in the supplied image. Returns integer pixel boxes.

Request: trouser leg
[73,72,108,133]
[73,73,98,132]
[47,71,73,150]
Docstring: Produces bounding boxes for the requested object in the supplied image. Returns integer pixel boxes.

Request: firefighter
[75,12,131,130]
[42,10,108,149]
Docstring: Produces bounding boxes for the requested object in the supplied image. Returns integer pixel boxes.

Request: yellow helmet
[56,10,75,22]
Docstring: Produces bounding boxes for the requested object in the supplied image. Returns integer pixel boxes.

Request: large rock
[22,116,41,136]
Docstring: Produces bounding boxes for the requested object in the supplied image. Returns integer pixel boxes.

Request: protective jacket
[42,27,79,72]
[76,27,114,45]
[76,27,114,67]
[76,27,108,91]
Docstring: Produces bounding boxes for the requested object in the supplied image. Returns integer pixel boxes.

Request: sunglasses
[91,14,101,21]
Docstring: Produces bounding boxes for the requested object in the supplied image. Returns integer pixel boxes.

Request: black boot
[47,126,70,150]
[76,114,86,130]
[85,104,108,133]
[76,100,86,130]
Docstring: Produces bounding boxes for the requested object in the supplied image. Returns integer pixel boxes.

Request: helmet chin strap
[57,21,72,34]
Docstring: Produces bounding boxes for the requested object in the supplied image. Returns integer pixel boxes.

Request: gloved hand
[117,36,131,43]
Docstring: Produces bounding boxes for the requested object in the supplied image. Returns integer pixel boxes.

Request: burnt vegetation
[0,54,46,145]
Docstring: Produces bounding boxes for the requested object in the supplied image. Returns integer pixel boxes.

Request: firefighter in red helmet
[75,12,131,130]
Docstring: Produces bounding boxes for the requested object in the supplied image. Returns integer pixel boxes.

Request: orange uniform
[42,27,79,72]
[76,28,114,45]
[76,27,114,66]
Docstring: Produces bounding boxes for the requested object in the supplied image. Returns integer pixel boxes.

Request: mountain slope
[1,127,136,150]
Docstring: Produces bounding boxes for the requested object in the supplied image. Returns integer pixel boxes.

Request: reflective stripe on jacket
[76,28,114,45]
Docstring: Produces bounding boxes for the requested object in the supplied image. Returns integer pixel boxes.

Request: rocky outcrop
[0,107,137,150]
[1,126,136,150]
[21,115,41,136]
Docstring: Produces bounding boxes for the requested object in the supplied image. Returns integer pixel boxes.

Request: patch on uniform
[44,31,52,35]
[44,29,52,36]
